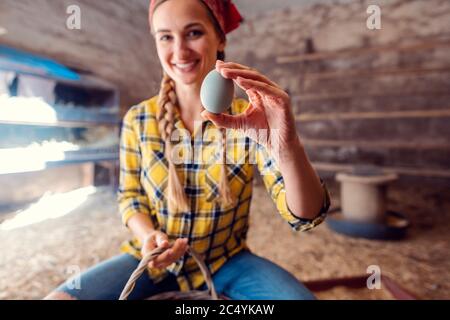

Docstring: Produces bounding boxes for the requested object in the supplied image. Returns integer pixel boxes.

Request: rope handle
[119,245,218,300]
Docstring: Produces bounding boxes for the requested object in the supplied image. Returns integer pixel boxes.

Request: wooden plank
[302,73,450,97]
[302,139,450,150]
[292,90,450,102]
[295,109,450,122]
[303,275,417,300]
[296,117,450,141]
[296,94,450,114]
[312,162,450,179]
[277,40,450,64]
[306,147,450,173]
[304,66,450,81]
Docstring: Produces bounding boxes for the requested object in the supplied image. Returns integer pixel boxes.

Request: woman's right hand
[141,230,189,269]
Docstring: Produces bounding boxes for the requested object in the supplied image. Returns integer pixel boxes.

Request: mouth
[172,60,200,73]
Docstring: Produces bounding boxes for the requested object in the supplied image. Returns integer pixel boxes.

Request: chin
[167,72,201,86]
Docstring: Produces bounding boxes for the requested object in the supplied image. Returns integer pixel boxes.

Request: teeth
[175,61,196,69]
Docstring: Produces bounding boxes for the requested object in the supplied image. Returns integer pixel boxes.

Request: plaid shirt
[117,96,330,291]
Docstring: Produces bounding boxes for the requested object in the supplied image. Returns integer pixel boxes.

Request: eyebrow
[156,22,204,33]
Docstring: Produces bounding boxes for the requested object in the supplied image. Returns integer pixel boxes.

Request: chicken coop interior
[0,0,449,300]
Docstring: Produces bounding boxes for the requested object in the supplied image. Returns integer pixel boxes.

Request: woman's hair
[152,0,234,213]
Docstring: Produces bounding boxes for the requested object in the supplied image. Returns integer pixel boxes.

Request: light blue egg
[200,69,234,114]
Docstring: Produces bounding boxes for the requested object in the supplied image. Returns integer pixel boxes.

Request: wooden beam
[277,39,450,64]
[292,91,450,102]
[303,66,450,81]
[312,162,450,179]
[302,139,450,150]
[295,109,450,121]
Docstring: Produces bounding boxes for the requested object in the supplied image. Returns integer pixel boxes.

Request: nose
[173,37,192,61]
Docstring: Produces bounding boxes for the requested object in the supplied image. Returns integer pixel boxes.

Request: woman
[45,0,330,300]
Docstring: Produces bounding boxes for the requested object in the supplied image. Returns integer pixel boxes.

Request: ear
[218,38,227,52]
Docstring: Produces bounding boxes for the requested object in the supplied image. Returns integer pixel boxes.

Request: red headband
[149,0,243,35]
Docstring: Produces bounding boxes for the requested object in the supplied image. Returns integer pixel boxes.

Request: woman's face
[152,0,226,87]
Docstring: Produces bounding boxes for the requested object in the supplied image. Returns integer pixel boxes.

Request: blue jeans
[56,250,315,300]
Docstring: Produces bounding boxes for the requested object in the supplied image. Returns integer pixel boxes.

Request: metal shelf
[0,98,120,127]
[0,147,119,175]
[0,117,119,128]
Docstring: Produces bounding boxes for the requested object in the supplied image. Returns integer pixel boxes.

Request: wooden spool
[336,166,398,223]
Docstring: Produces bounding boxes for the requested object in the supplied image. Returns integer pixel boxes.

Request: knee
[43,291,78,300]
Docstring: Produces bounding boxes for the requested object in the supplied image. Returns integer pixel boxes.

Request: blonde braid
[157,73,189,213]
[157,73,235,210]
[219,127,235,206]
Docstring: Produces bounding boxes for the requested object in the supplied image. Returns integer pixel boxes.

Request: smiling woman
[44,0,330,301]
[150,0,227,86]
[148,0,236,214]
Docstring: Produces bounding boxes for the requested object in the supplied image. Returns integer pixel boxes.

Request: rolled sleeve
[117,106,152,227]
[255,143,330,232]
[283,179,331,231]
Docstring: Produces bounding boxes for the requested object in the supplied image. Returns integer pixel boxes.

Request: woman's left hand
[201,60,299,157]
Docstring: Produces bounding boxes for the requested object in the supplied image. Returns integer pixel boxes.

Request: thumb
[201,110,247,130]
[155,232,169,248]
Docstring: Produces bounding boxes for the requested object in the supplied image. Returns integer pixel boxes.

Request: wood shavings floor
[0,181,448,300]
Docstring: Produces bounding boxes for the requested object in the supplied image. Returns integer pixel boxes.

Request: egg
[200,69,234,114]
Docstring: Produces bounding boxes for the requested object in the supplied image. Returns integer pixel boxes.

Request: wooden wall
[1,0,449,183]
[226,0,450,183]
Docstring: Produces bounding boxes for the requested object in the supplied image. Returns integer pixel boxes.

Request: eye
[187,29,204,38]
[159,34,172,41]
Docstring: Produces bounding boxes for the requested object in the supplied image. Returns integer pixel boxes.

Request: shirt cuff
[284,179,331,232]
[119,198,152,227]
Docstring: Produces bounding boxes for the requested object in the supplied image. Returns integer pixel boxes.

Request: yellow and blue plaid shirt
[117,96,330,291]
